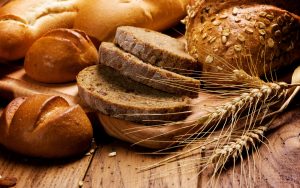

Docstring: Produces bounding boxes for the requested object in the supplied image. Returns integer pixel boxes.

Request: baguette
[99,42,200,97]
[0,0,80,60]
[0,94,93,158]
[77,65,191,125]
[74,0,189,42]
[24,28,99,83]
[185,1,300,83]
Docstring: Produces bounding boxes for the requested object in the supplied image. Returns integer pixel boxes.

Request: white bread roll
[74,0,189,42]
[0,0,80,60]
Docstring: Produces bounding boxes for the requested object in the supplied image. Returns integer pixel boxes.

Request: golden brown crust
[74,0,189,42]
[0,0,79,60]
[24,28,99,83]
[186,2,300,84]
[0,94,93,158]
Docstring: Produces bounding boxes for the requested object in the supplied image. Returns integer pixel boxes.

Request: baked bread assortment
[185,0,300,82]
[74,0,189,42]
[24,28,99,83]
[77,65,191,125]
[0,94,93,158]
[0,0,80,61]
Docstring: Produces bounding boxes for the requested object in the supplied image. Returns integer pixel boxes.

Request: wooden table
[0,63,300,188]
[0,107,299,188]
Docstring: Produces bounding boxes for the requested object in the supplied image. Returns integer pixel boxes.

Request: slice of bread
[114,26,200,75]
[99,42,200,97]
[77,65,191,125]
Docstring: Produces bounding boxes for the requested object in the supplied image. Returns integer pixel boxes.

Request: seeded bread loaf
[24,28,99,83]
[77,65,191,125]
[115,26,199,76]
[186,1,300,83]
[99,42,200,97]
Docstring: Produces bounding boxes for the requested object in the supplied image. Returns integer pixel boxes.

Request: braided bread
[0,94,93,158]
[186,0,300,82]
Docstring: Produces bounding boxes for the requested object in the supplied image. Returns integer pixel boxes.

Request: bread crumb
[108,151,117,157]
[78,180,84,187]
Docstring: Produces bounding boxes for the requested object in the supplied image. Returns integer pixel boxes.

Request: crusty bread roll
[185,1,300,83]
[74,0,189,42]
[0,0,80,61]
[24,28,99,83]
[0,94,93,158]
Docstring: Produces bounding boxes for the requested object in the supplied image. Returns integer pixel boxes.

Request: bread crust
[186,2,300,83]
[0,0,79,60]
[24,28,99,83]
[77,65,191,125]
[74,0,189,42]
[115,26,199,75]
[99,42,200,97]
[0,94,93,158]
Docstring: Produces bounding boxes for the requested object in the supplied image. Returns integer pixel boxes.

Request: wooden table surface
[0,106,300,188]
[0,63,300,188]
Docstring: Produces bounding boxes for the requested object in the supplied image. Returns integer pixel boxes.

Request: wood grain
[88,107,300,188]
[82,141,199,188]
[0,147,93,188]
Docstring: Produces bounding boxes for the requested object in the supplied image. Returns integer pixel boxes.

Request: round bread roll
[0,94,93,158]
[73,0,189,42]
[185,1,300,83]
[24,28,99,83]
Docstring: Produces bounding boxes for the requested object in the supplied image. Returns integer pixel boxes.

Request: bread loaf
[74,0,189,42]
[99,42,200,97]
[0,0,80,60]
[185,1,300,83]
[24,28,99,83]
[77,65,191,125]
[0,94,93,158]
[115,26,199,75]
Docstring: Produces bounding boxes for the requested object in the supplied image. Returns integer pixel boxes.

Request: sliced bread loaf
[114,26,200,75]
[99,42,200,97]
[77,65,191,125]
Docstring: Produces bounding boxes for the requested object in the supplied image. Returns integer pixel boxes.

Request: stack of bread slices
[77,26,201,125]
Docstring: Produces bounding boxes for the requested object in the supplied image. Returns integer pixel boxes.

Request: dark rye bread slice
[77,65,191,125]
[114,26,200,75]
[99,42,200,97]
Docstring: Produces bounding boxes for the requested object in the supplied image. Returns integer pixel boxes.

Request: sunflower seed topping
[266,14,274,20]
[237,34,245,42]
[222,28,230,36]
[219,14,228,19]
[267,38,275,48]
[258,29,266,36]
[257,22,266,29]
[221,35,227,44]
[212,20,221,26]
[234,44,242,52]
[245,27,254,34]
[205,55,214,63]
[232,7,239,16]
[259,12,267,17]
